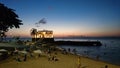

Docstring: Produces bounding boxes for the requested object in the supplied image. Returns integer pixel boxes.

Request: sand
[0,51,120,68]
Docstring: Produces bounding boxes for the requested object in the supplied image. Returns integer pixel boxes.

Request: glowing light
[35,30,53,38]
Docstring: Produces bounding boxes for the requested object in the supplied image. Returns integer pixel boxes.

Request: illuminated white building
[36,30,53,38]
[32,30,54,42]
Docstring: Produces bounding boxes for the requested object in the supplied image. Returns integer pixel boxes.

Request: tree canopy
[0,3,23,41]
[30,28,37,37]
[0,3,23,32]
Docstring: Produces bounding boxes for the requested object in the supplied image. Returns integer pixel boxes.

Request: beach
[1,0,120,68]
[0,51,120,68]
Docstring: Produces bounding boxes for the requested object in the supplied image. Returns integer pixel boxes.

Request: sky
[0,0,120,38]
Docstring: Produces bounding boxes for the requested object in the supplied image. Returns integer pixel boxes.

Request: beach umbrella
[19,50,28,54]
[0,53,3,55]
[33,50,42,54]
[0,49,7,52]
[14,50,18,52]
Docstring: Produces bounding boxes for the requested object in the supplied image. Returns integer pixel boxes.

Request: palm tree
[30,28,37,42]
[0,3,23,41]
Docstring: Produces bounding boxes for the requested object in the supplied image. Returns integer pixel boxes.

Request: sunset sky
[1,0,120,38]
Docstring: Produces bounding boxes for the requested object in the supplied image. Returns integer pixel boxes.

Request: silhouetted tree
[0,31,5,41]
[0,3,23,41]
[30,28,37,42]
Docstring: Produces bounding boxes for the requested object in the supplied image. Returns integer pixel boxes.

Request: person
[68,48,71,53]
[52,55,55,61]
[96,55,100,60]
[14,47,19,55]
[62,48,67,54]
[38,54,40,57]
[105,65,108,68]
[77,56,81,68]
[47,49,51,54]
[48,54,52,61]
[23,54,27,61]
[16,54,21,62]
[54,56,59,61]
[73,48,77,54]
[30,51,34,57]
[10,51,14,56]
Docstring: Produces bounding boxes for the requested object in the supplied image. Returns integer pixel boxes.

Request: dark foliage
[0,3,23,31]
[0,3,23,41]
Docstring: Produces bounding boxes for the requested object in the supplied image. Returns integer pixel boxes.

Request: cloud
[35,18,46,27]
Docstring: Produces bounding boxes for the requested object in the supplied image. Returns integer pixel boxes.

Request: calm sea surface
[55,38,120,66]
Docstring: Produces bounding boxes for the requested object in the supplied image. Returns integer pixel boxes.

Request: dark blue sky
[1,0,120,37]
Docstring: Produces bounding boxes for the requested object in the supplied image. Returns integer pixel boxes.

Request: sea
[55,37,120,66]
[1,37,120,66]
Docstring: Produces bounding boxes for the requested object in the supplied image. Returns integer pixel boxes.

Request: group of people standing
[62,48,77,55]
[47,48,59,61]
[10,48,27,62]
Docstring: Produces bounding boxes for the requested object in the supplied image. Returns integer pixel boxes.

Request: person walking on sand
[77,56,81,68]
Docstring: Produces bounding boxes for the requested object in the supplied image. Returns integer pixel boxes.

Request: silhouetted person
[23,54,27,61]
[47,48,51,54]
[54,56,59,61]
[38,54,40,57]
[10,51,14,56]
[30,52,34,57]
[17,57,21,62]
[68,48,71,53]
[73,48,77,54]
[16,55,21,62]
[96,55,100,60]
[64,48,67,54]
[48,54,52,61]
[105,65,108,68]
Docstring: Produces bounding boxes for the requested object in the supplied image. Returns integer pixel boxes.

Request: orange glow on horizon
[6,32,120,38]
[6,28,120,38]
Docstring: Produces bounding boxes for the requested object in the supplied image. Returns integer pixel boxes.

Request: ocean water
[55,38,120,66]
[4,38,32,42]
